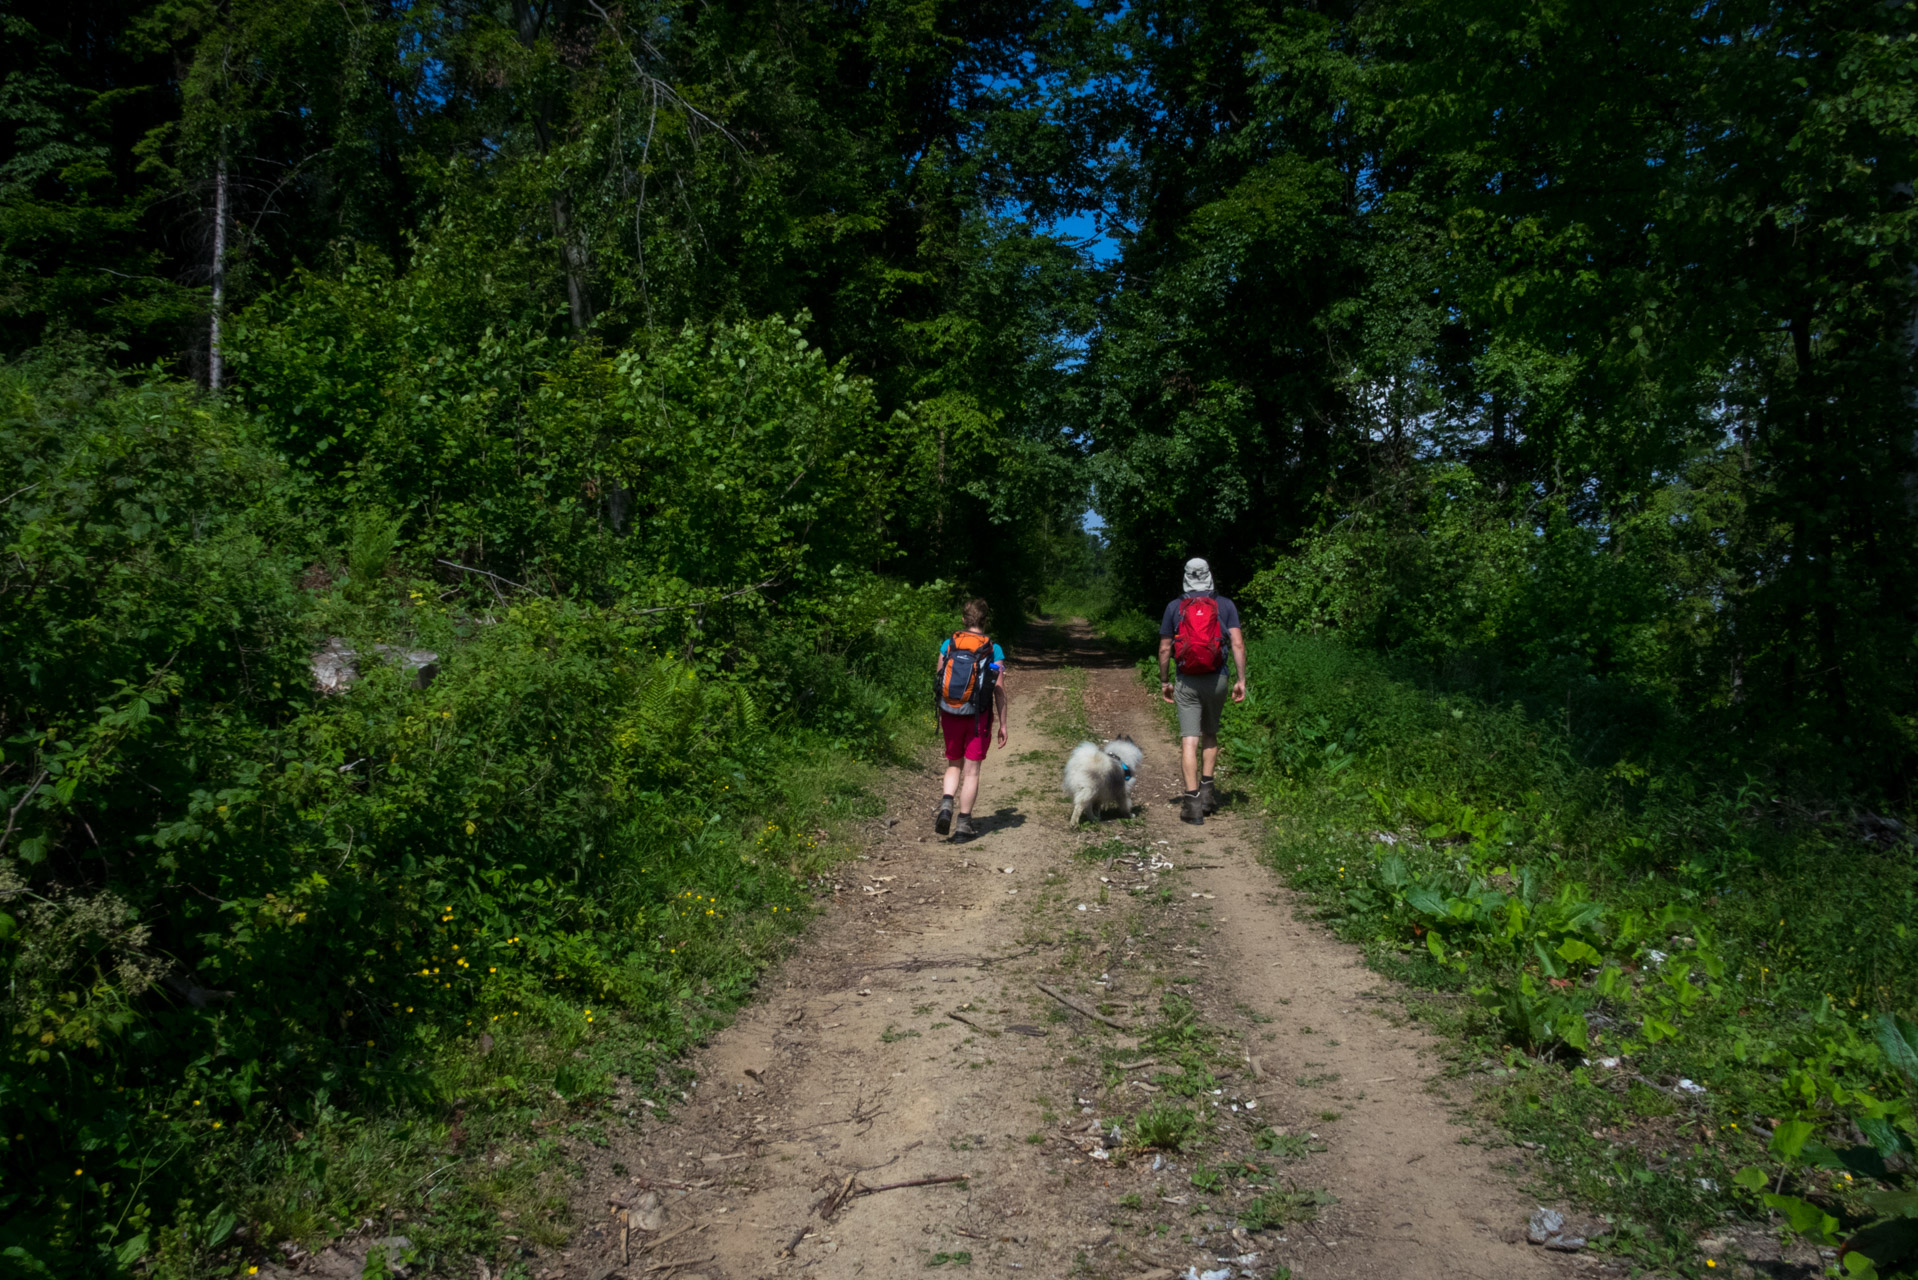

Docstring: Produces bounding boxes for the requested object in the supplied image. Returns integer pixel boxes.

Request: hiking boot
[934,799,953,835]
[1180,792,1205,826]
[952,813,978,839]
[1199,779,1219,815]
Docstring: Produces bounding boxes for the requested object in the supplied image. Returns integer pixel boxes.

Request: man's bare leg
[1182,736,1201,792]
[958,757,983,815]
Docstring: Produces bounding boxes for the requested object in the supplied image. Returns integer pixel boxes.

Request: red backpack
[1174,594,1226,675]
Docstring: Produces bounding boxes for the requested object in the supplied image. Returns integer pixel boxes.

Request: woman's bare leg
[958,757,983,813]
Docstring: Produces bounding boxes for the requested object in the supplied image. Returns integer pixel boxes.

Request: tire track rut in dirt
[545,621,1573,1280]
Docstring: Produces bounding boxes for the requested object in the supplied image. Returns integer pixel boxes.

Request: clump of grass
[1252,1128,1324,1160]
[1239,1186,1336,1231]
[1078,836,1136,862]
[1131,1103,1199,1150]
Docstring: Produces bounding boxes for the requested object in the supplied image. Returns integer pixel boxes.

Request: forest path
[548,621,1573,1280]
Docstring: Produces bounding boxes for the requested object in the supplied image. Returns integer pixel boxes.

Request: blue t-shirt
[939,635,1006,670]
[1159,593,1241,637]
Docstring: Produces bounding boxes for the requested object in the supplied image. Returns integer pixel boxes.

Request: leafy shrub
[1223,629,1918,1258]
[0,347,956,1275]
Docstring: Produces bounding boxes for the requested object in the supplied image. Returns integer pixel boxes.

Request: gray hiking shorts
[1175,668,1230,739]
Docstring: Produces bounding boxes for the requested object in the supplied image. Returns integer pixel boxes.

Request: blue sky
[1044,210,1123,266]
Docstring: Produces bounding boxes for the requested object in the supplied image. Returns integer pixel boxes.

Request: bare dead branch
[1036,982,1131,1030]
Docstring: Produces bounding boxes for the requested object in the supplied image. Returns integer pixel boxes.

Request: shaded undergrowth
[1217,633,1918,1276]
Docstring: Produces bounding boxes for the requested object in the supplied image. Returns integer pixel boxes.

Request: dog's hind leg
[1069,801,1085,826]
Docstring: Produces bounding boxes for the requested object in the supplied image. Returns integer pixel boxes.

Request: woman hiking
[932,598,1009,839]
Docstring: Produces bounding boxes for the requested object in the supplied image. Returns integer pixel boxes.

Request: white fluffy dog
[1062,736,1144,825]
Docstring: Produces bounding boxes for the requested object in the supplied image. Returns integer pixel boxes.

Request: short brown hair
[962,598,992,629]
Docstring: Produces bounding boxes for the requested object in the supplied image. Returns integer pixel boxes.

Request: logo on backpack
[936,631,997,716]
[1173,595,1226,675]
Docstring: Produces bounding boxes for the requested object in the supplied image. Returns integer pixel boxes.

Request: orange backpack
[935,631,997,716]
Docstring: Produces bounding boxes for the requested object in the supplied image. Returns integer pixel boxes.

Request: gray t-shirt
[1160,593,1241,637]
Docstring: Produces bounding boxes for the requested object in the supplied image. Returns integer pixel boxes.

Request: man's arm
[1228,627,1247,702]
[1158,636,1176,703]
[993,669,1010,746]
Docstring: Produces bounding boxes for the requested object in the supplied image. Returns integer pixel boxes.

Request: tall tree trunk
[1489,389,1509,496]
[209,155,228,391]
[552,193,592,333]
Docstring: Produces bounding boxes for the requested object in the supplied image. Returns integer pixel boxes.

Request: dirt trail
[547,622,1577,1280]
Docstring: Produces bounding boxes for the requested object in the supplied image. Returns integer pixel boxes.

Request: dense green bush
[1223,631,1918,1266]
[0,345,952,1276]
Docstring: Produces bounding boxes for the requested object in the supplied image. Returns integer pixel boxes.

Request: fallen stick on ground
[1037,982,1131,1031]
[818,1172,858,1219]
[1117,1057,1158,1071]
[852,1174,969,1197]
[644,1254,716,1274]
[780,1170,857,1257]
[779,1167,967,1255]
[947,1010,1000,1037]
[640,1221,707,1256]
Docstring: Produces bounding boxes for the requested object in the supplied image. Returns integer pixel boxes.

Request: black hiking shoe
[934,800,954,836]
[1199,780,1219,815]
[1180,792,1205,826]
[952,813,977,839]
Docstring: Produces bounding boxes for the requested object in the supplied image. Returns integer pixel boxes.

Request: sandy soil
[539,621,1606,1280]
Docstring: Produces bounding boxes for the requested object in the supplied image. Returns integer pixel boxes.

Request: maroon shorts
[939,711,994,762]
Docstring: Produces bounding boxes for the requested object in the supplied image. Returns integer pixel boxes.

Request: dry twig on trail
[777,1112,871,1135]
[852,1174,969,1197]
[817,1172,858,1219]
[947,1010,999,1037]
[778,1225,815,1257]
[1037,982,1131,1030]
[778,1146,946,1256]
[778,1175,853,1256]
[866,955,991,972]
[639,1221,707,1256]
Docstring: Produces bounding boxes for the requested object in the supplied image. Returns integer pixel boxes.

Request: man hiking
[1158,558,1247,825]
[933,598,1010,839]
